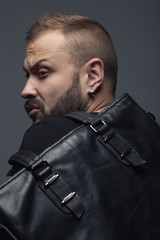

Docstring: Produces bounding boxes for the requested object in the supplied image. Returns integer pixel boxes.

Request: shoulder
[19,116,80,155]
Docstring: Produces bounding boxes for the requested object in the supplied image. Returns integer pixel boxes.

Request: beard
[50,72,87,117]
[24,72,87,122]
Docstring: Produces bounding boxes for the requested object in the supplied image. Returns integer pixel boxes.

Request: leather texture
[0,93,160,240]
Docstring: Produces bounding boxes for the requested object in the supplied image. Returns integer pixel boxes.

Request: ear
[86,58,104,94]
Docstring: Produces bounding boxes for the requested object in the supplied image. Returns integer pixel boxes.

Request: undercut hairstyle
[26,14,118,95]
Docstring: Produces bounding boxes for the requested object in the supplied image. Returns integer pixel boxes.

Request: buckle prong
[61,192,76,204]
[45,174,59,186]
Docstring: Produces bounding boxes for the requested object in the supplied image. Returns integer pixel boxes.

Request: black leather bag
[0,93,160,240]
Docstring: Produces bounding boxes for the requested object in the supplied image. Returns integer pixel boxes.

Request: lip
[28,108,40,118]
[25,104,39,117]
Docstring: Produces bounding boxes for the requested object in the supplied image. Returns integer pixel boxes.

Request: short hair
[26,14,118,95]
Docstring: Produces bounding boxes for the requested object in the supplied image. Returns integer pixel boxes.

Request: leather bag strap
[65,111,146,167]
[8,150,85,219]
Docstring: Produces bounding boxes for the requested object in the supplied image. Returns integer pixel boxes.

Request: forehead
[26,31,67,54]
[24,31,72,66]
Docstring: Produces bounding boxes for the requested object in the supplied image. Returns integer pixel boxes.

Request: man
[19,14,118,155]
[4,14,160,240]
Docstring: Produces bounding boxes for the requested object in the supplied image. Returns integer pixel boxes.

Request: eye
[39,71,47,76]
[38,69,49,79]
[24,72,29,79]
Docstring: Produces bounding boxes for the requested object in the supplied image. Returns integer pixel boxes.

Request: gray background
[0,0,159,183]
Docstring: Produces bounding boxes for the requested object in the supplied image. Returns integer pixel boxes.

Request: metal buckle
[31,158,53,181]
[90,120,107,133]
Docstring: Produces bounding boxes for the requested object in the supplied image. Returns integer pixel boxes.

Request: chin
[32,113,46,124]
[32,118,43,124]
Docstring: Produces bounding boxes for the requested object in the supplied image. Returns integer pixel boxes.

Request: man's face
[22,31,86,124]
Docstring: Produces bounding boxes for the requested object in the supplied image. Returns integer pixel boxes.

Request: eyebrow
[23,59,51,72]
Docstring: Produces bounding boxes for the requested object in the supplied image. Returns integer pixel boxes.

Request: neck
[86,95,115,113]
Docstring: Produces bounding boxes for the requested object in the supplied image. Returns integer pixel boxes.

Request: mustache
[24,99,44,113]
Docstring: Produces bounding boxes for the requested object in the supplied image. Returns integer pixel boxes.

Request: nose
[21,79,38,99]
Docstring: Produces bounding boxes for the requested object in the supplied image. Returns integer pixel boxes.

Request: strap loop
[31,157,85,219]
[90,120,146,167]
[121,148,132,159]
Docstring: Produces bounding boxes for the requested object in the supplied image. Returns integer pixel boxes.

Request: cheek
[41,85,63,110]
[40,70,75,104]
[39,79,62,100]
[45,74,70,92]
